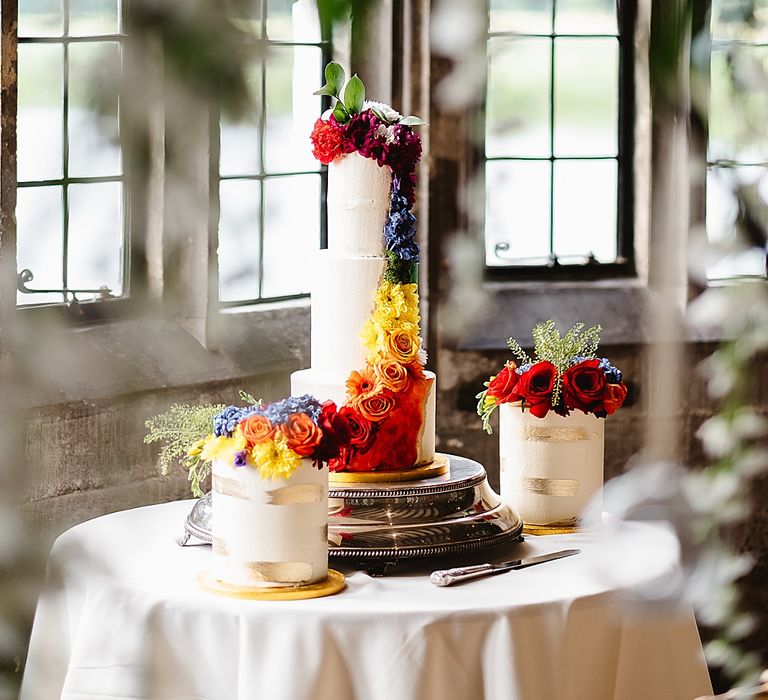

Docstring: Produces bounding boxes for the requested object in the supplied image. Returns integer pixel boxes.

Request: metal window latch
[17,268,113,304]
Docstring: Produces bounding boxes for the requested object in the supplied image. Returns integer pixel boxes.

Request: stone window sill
[19,300,311,408]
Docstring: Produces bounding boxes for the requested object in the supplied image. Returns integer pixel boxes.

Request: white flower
[364,100,402,123]
[374,123,397,144]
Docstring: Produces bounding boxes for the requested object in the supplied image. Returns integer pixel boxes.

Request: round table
[22,500,713,700]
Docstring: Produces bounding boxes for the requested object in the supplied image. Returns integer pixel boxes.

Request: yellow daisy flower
[200,432,247,464]
[250,433,302,481]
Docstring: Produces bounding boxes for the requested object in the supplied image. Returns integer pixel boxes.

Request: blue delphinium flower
[213,405,243,437]
[384,185,419,262]
[571,355,587,365]
[598,358,622,383]
[262,394,323,425]
[516,363,533,375]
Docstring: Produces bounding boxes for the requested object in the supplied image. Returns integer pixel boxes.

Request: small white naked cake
[498,403,604,529]
[211,457,329,589]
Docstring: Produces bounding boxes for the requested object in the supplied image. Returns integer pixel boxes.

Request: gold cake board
[328,454,450,484]
[197,569,346,600]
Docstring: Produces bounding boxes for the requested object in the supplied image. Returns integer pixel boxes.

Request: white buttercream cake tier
[327,151,392,256]
[309,251,385,376]
[211,458,329,588]
[498,403,604,527]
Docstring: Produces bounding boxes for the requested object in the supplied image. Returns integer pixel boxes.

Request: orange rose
[239,415,275,447]
[603,383,628,415]
[356,389,395,423]
[280,412,323,456]
[346,366,380,401]
[385,328,420,364]
[373,359,410,393]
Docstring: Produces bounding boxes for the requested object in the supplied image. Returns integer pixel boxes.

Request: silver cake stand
[180,454,523,573]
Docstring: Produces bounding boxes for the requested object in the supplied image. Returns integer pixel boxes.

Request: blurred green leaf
[333,101,349,123]
[344,74,365,114]
[400,115,427,126]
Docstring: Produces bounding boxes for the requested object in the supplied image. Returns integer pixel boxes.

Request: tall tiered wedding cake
[291,65,437,475]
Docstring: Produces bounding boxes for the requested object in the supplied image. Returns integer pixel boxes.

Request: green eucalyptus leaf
[324,61,345,96]
[400,115,428,126]
[343,74,365,114]
[332,101,349,124]
[313,85,338,97]
[370,106,388,122]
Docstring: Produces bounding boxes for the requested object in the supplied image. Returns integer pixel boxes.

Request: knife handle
[430,563,494,587]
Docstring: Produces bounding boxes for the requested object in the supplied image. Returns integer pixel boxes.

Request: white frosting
[291,369,437,466]
[327,152,392,256]
[498,404,604,527]
[310,250,385,376]
[211,458,328,588]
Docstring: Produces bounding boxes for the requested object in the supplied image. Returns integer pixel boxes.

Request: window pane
[267,0,321,42]
[69,42,122,177]
[68,0,119,36]
[219,180,261,303]
[16,186,64,305]
[220,59,261,177]
[709,47,768,163]
[485,160,551,265]
[68,182,124,297]
[489,0,552,34]
[229,0,262,36]
[706,166,768,278]
[554,38,618,157]
[555,0,618,35]
[711,0,768,42]
[486,37,550,158]
[264,45,322,172]
[553,159,617,262]
[19,0,63,37]
[18,44,63,182]
[262,174,319,297]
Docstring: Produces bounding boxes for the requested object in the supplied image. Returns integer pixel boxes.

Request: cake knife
[430,549,580,587]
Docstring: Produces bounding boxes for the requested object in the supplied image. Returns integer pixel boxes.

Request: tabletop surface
[55,499,681,615]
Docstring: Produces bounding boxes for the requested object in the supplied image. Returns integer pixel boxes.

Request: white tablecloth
[22,500,713,700]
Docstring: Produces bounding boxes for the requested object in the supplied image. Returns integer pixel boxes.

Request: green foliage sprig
[314,61,426,126]
[512,320,602,405]
[144,403,224,488]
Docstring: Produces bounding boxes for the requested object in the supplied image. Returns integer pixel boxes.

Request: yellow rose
[384,325,420,364]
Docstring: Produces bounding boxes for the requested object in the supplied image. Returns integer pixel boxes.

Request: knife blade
[430,549,580,587]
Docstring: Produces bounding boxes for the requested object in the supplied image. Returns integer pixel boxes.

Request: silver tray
[179,454,523,566]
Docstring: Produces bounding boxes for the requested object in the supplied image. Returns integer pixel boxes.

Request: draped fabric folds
[21,501,712,700]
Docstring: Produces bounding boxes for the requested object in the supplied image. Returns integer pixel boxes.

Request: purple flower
[233,450,248,467]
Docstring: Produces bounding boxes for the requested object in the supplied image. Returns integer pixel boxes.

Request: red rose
[516,361,557,418]
[486,362,520,403]
[603,382,628,415]
[314,401,352,462]
[562,359,607,415]
[339,405,377,452]
[310,118,346,164]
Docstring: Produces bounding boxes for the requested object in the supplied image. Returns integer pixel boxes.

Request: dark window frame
[15,0,133,313]
[482,0,637,283]
[216,5,332,310]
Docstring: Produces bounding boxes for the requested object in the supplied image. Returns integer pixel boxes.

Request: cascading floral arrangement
[146,393,356,496]
[309,62,431,472]
[477,321,628,433]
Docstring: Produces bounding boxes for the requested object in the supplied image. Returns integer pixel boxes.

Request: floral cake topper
[146,393,353,495]
[477,321,628,432]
